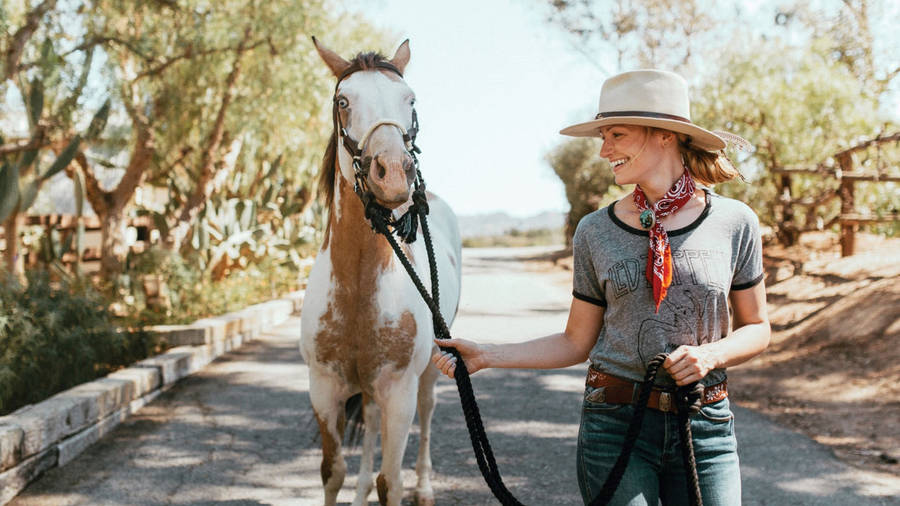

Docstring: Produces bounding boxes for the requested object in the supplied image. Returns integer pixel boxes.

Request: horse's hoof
[414,491,435,506]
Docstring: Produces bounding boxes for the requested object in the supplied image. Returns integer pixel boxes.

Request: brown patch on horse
[314,409,345,486]
[377,473,389,504]
[314,176,416,386]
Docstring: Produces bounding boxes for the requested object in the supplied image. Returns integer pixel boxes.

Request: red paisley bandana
[632,172,696,312]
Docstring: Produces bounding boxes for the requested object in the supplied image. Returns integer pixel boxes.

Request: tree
[693,38,888,244]
[67,0,387,277]
[542,0,899,245]
[0,0,109,277]
[545,0,720,74]
[545,138,619,245]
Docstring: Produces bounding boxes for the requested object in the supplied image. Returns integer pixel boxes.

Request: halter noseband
[331,59,426,243]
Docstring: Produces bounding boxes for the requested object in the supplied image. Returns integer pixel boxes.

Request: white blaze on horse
[300,38,462,506]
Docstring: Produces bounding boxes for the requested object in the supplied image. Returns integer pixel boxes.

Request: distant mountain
[455,210,566,238]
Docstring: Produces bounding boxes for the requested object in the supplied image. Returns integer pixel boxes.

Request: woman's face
[598,125,663,186]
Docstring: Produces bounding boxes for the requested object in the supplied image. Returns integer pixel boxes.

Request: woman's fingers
[663,345,712,385]
[431,348,458,379]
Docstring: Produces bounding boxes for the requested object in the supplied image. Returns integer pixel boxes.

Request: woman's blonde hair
[676,133,742,186]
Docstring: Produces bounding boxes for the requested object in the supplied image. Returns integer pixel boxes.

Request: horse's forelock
[352,51,389,72]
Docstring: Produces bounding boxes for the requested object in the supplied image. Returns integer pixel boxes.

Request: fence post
[836,153,855,257]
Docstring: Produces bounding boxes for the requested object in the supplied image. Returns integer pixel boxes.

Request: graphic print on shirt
[603,248,729,366]
[606,249,729,300]
[636,288,721,365]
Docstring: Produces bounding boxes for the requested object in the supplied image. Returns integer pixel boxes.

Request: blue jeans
[577,386,741,506]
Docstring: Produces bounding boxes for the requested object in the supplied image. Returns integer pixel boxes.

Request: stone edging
[0,290,305,505]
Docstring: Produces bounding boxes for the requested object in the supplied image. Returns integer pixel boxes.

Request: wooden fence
[0,215,154,271]
[772,131,899,256]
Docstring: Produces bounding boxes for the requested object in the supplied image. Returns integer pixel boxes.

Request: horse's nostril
[377,164,386,180]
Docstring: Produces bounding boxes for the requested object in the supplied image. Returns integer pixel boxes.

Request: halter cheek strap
[331,59,425,243]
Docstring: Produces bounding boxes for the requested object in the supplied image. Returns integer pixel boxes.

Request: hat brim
[559,116,726,152]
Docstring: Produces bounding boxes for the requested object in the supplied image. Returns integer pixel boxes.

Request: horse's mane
[318,51,392,211]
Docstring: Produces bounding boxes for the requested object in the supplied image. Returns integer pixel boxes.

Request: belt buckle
[658,391,673,412]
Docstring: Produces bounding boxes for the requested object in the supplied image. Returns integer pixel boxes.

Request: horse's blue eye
[337,97,349,109]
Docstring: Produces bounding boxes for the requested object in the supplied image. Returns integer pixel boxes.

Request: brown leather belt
[585,367,727,414]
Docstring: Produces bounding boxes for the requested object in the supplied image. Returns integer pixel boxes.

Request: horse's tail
[344,393,365,446]
[307,393,366,447]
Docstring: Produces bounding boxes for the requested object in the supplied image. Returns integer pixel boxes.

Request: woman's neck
[636,157,687,204]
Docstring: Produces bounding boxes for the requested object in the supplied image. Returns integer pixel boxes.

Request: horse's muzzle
[366,153,415,208]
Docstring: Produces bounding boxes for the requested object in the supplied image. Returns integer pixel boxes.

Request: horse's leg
[309,373,349,506]
[352,395,380,506]
[413,363,439,506]
[376,377,419,506]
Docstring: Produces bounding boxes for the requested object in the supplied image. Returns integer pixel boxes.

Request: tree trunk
[2,211,25,280]
[775,173,800,246]
[99,204,129,279]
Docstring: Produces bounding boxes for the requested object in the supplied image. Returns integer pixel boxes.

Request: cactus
[0,99,110,223]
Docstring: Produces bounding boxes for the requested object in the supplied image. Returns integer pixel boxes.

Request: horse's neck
[325,177,396,290]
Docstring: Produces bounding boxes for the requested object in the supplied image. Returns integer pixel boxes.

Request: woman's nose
[599,139,612,158]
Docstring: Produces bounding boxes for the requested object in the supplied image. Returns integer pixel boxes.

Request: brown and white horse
[300,39,462,506]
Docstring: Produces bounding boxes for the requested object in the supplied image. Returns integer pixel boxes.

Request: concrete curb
[0,290,304,505]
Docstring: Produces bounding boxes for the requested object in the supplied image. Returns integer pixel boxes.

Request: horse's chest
[311,268,422,385]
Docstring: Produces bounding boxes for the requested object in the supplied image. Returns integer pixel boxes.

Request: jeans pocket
[583,386,626,413]
[698,398,733,423]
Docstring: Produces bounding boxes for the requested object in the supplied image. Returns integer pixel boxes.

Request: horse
[300,38,462,506]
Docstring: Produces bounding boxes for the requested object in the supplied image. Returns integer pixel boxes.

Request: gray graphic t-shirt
[573,191,764,387]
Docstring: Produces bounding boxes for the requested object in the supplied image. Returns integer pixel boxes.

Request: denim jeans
[577,386,741,506]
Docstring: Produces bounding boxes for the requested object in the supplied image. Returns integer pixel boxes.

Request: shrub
[118,248,304,326]
[0,271,158,415]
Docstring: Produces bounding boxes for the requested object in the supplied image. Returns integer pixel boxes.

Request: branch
[63,35,153,62]
[833,131,900,159]
[74,151,110,216]
[110,121,155,207]
[133,38,267,82]
[170,27,252,248]
[3,0,58,81]
[0,135,45,156]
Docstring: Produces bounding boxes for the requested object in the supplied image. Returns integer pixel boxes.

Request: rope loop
[676,382,704,416]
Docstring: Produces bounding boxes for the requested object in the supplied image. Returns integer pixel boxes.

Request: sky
[337,0,900,219]
[340,0,607,218]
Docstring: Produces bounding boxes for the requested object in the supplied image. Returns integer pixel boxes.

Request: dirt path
[11,246,899,505]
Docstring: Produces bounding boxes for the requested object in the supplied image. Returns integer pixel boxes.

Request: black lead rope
[588,354,704,506]
[334,56,701,505]
[364,194,704,506]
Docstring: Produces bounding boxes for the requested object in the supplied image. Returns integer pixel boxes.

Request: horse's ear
[312,36,351,78]
[390,39,410,75]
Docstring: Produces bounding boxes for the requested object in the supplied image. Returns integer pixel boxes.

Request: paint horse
[300,39,462,506]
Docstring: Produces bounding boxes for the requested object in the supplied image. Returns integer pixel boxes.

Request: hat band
[595,110,691,123]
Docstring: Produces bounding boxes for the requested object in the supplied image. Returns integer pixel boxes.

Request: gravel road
[11,247,899,505]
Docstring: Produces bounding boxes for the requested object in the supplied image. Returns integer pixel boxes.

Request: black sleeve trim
[731,272,764,291]
[573,291,607,307]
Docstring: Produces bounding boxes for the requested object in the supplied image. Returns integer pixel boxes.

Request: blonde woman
[433,70,770,505]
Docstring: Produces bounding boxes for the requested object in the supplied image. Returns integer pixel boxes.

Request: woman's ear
[657,129,676,148]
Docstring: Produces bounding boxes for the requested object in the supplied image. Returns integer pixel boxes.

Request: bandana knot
[633,172,696,312]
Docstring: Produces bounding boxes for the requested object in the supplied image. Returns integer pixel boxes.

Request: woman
[432,69,770,505]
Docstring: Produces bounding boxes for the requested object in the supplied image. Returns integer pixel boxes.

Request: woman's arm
[432,298,604,379]
[664,281,771,385]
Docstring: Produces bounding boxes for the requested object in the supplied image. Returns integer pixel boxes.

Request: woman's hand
[432,338,487,379]
[663,345,719,386]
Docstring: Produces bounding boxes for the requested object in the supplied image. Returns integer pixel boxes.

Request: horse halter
[331,60,422,202]
[331,59,427,243]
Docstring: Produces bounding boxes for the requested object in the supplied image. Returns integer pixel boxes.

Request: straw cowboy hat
[560,69,727,152]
